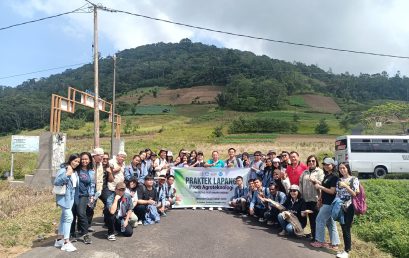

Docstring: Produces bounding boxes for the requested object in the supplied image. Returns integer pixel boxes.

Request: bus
[335,135,409,178]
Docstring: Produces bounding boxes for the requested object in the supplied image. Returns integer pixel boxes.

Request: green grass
[288,95,308,107]
[354,180,409,258]
[133,105,174,115]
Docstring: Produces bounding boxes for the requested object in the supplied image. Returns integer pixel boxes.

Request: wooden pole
[93,5,100,148]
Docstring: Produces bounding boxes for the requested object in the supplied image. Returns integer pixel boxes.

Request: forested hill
[0,38,408,134]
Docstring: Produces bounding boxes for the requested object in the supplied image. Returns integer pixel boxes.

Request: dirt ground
[120,85,221,105]
[302,94,341,114]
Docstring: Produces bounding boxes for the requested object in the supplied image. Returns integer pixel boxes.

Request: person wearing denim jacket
[155,176,168,215]
[71,152,95,245]
[124,155,142,181]
[139,151,150,184]
[310,158,340,250]
[228,176,248,213]
[249,178,268,221]
[54,154,80,252]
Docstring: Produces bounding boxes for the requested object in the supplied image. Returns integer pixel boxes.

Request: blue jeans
[58,206,73,240]
[315,204,340,245]
[277,213,294,235]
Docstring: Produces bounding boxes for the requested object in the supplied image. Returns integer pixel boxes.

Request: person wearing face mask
[299,155,324,241]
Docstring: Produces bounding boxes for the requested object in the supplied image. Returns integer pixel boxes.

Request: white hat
[272,157,281,163]
[92,147,104,156]
[167,151,173,157]
[117,151,127,157]
[322,157,335,165]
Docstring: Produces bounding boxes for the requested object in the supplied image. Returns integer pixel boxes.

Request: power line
[0,4,91,31]
[100,6,409,60]
[0,62,89,80]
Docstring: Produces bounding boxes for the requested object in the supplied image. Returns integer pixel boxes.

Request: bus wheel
[373,167,387,178]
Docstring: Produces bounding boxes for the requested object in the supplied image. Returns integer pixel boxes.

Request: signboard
[172,167,249,208]
[11,135,39,153]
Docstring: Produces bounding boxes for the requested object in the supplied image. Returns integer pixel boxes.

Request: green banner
[172,167,250,208]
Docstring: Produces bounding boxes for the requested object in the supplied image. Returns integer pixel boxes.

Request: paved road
[20,209,335,258]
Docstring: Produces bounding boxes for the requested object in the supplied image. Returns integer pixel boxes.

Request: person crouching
[104,182,134,241]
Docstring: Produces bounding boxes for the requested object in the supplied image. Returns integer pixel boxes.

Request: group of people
[53,147,360,258]
[227,150,360,258]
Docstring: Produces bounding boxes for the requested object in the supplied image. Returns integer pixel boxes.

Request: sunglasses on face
[290,190,298,193]
[307,160,316,163]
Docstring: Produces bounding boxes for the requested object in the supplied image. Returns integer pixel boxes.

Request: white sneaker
[258,218,265,223]
[336,251,349,258]
[209,207,214,211]
[267,221,274,225]
[278,230,287,236]
[54,239,64,248]
[61,242,77,252]
[217,207,222,211]
[107,234,116,241]
[201,207,205,210]
[192,207,196,210]
[137,221,143,225]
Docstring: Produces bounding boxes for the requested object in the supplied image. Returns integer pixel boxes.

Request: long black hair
[61,153,80,170]
[338,162,352,177]
[79,152,94,170]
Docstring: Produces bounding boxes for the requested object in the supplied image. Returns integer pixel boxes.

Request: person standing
[249,151,264,180]
[286,151,307,186]
[154,149,169,177]
[204,151,225,168]
[107,151,126,192]
[225,148,242,168]
[310,158,340,250]
[191,151,206,167]
[54,154,80,252]
[335,163,360,258]
[299,155,324,241]
[71,152,95,245]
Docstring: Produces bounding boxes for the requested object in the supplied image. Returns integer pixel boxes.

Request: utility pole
[93,4,100,148]
[111,55,117,156]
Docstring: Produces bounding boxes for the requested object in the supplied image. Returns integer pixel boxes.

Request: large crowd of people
[53,147,360,258]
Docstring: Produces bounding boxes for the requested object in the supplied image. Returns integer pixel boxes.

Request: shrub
[212,126,224,138]
[228,117,298,134]
[315,118,329,134]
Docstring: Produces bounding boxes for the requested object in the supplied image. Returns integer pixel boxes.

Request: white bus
[335,135,409,178]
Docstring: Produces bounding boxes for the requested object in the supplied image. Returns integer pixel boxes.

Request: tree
[362,102,409,134]
[315,119,329,134]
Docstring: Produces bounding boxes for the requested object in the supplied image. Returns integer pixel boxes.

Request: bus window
[351,138,372,152]
[372,139,391,153]
[390,139,409,153]
[335,139,347,151]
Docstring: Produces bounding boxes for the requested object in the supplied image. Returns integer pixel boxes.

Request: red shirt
[286,162,308,186]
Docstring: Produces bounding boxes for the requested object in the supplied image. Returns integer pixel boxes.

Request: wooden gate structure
[49,86,121,138]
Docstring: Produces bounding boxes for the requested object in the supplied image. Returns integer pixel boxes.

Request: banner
[172,167,249,208]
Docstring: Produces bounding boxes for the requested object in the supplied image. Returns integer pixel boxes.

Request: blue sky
[1,0,409,87]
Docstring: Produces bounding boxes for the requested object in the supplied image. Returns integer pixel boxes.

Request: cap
[268,149,276,155]
[272,157,281,163]
[322,157,335,165]
[155,175,166,180]
[289,184,300,192]
[167,151,173,157]
[117,151,127,157]
[115,182,126,190]
[92,147,104,156]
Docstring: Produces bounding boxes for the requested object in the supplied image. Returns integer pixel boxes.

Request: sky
[1,0,409,87]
